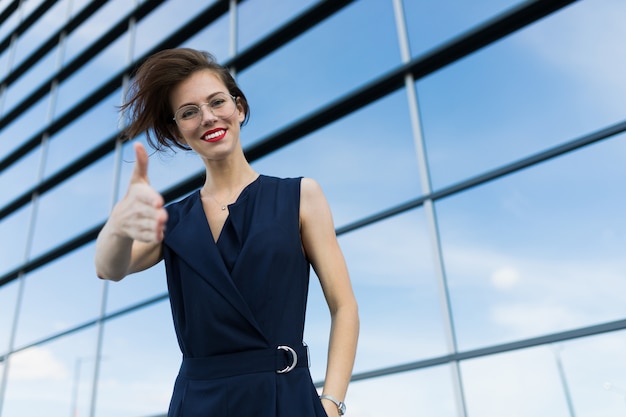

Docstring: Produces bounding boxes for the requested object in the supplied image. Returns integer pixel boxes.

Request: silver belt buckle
[276,345,298,374]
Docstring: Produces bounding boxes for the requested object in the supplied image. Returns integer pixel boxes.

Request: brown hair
[120,48,250,151]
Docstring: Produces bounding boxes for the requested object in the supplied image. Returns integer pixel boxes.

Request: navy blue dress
[163,175,328,416]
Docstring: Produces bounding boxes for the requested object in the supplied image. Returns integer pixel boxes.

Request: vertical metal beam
[553,345,577,417]
[88,2,139,416]
[392,0,467,416]
[0,1,36,415]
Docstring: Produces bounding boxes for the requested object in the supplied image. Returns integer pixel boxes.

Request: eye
[179,106,200,120]
[210,96,227,108]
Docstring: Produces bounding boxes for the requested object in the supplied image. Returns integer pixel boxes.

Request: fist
[112,142,168,242]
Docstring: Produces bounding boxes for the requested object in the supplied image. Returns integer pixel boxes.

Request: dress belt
[179,343,309,380]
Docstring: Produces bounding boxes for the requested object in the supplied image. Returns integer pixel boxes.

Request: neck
[202,156,258,199]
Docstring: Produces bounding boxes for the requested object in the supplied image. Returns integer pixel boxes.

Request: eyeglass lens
[174,93,236,130]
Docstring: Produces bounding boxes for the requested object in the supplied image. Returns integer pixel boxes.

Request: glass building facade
[1,0,625,416]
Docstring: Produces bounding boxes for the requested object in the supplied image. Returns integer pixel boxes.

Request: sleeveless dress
[162,175,328,417]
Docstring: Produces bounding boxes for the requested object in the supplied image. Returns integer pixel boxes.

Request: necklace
[204,174,257,210]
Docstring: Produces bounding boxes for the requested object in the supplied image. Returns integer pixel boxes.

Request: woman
[95,48,359,417]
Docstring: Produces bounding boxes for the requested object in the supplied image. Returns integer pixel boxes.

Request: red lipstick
[202,128,227,142]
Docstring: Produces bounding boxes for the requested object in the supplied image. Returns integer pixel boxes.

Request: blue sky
[1,1,626,416]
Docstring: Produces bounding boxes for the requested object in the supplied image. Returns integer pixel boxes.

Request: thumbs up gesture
[112,142,168,243]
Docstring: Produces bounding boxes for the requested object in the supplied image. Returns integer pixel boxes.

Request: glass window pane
[45,90,121,179]
[30,154,114,258]
[237,0,401,145]
[0,95,48,159]
[2,47,58,111]
[12,0,70,67]
[418,0,626,190]
[0,148,40,208]
[238,0,316,51]
[462,346,572,416]
[2,328,98,417]
[176,10,229,61]
[251,90,422,227]
[437,134,626,350]
[347,366,457,416]
[55,34,130,118]
[558,331,626,417]
[0,4,22,40]
[97,302,180,417]
[63,0,133,66]
[14,243,103,347]
[0,280,20,352]
[105,262,168,315]
[306,211,446,378]
[133,0,219,59]
[0,204,31,277]
[405,0,524,57]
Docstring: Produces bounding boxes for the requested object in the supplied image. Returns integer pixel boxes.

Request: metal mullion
[0,2,74,413]
[0,0,109,89]
[392,0,467,415]
[0,0,166,133]
[87,7,139,416]
[0,2,30,413]
[0,95,624,293]
[0,1,20,27]
[0,0,57,56]
[0,0,587,291]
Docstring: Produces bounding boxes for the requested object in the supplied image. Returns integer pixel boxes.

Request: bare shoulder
[300,177,323,196]
[299,177,335,233]
[300,177,329,214]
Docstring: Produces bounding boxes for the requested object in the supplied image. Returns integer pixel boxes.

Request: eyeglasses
[173,93,237,131]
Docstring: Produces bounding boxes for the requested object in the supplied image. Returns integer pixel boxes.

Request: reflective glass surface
[251,90,422,227]
[30,155,113,258]
[237,0,401,145]
[1,1,625,416]
[1,328,98,417]
[0,205,31,277]
[14,244,103,348]
[437,134,626,350]
[96,303,180,417]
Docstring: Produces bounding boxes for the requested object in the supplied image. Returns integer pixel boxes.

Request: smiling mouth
[202,129,226,142]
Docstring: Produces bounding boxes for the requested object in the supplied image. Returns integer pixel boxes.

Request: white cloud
[9,346,68,381]
[490,265,520,289]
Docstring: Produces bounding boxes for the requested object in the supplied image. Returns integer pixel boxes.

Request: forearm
[94,220,134,281]
[322,301,359,415]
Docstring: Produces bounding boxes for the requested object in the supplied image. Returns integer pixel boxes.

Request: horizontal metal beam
[330,317,626,385]
[0,0,355,217]
[335,118,626,235]
[0,0,110,88]
[0,0,586,287]
[0,0,165,134]
[0,0,19,28]
[0,0,56,55]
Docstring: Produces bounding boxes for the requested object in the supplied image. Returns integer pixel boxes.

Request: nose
[199,102,217,124]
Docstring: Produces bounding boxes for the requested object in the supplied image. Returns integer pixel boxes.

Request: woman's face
[169,69,246,160]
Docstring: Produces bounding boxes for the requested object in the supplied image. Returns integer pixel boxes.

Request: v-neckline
[200,175,261,244]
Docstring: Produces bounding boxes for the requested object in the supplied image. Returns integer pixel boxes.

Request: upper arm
[300,178,355,312]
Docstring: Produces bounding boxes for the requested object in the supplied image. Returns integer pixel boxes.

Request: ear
[236,98,246,124]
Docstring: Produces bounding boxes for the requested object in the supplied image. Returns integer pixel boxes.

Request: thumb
[130,142,150,184]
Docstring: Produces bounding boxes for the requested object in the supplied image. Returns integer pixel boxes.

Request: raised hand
[112,142,168,242]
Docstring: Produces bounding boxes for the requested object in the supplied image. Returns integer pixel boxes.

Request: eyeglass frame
[172,93,239,131]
